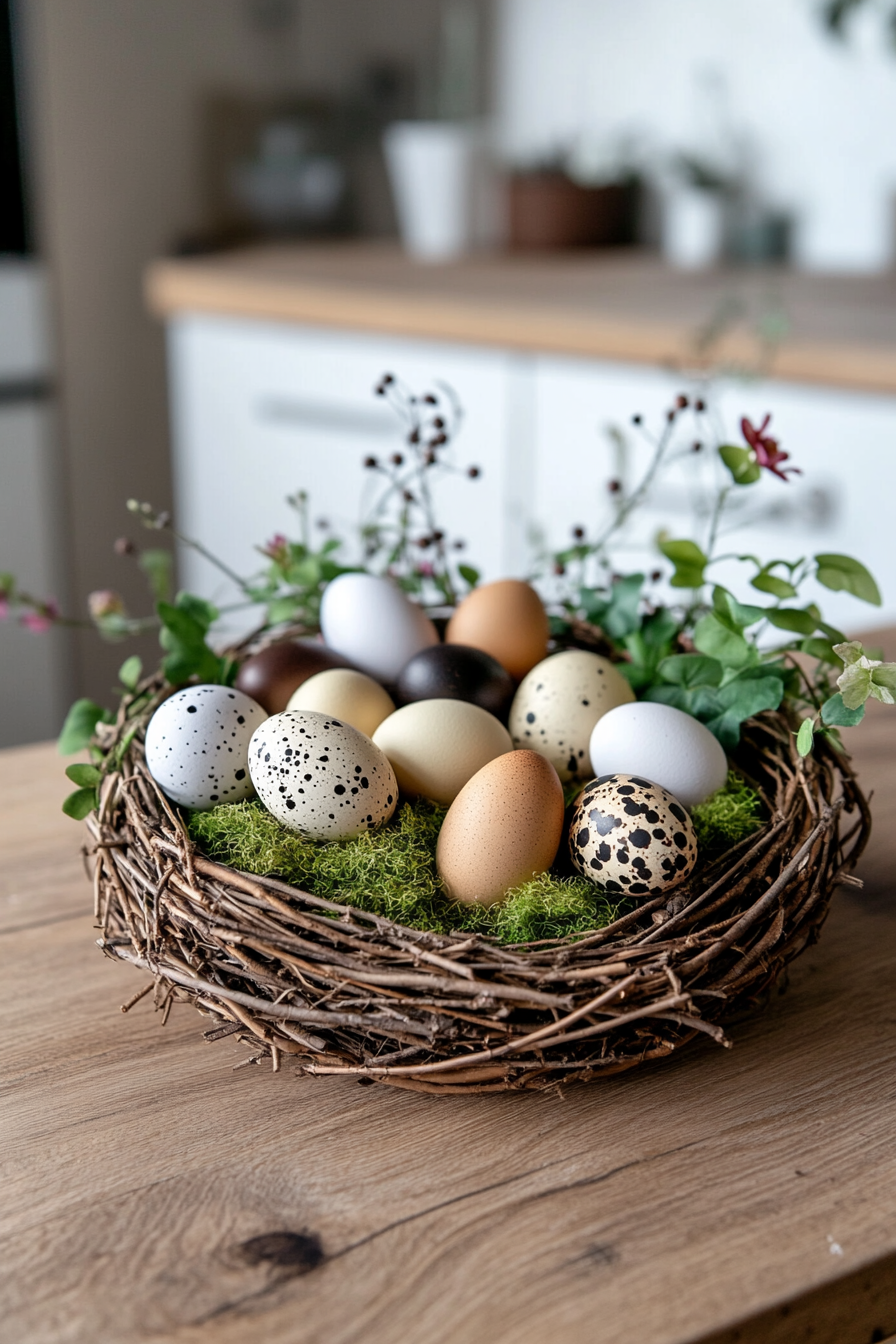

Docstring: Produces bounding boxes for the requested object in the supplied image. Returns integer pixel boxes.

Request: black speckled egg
[569,773,698,898]
[395,643,515,723]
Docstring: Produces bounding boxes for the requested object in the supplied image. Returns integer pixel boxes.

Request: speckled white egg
[144,685,266,811]
[509,649,635,783]
[569,774,698,897]
[248,709,398,840]
[320,573,438,683]
[589,701,728,810]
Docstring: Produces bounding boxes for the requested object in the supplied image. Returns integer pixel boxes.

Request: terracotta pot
[508,172,639,250]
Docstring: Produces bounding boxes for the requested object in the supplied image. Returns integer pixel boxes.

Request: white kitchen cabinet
[532,355,896,631]
[167,314,896,635]
[167,316,526,627]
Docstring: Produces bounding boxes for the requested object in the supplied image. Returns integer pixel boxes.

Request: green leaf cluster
[158,594,233,686]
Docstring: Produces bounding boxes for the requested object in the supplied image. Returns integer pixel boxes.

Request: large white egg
[319,573,438,683]
[373,698,513,805]
[248,709,398,840]
[509,649,635,783]
[589,701,728,810]
[144,685,266,811]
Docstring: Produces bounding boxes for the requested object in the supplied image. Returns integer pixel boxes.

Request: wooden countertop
[3,672,896,1344]
[146,243,896,395]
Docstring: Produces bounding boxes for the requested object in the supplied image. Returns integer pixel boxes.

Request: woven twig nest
[86,657,871,1094]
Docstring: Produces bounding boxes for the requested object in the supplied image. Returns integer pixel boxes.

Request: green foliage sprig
[545,398,887,756]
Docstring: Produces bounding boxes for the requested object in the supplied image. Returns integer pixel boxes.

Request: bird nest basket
[86,652,871,1095]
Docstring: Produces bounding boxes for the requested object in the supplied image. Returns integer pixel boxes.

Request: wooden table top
[3,691,896,1344]
[146,243,896,396]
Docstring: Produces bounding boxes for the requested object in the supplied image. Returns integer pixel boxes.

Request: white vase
[662,187,726,270]
[383,121,477,263]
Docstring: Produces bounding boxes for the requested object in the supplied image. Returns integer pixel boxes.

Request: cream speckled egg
[569,774,697,897]
[509,649,635,783]
[248,710,397,840]
[286,667,395,738]
[144,685,267,811]
[372,698,513,805]
[589,701,728,809]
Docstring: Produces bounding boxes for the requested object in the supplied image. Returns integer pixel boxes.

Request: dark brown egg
[395,643,515,723]
[235,640,354,715]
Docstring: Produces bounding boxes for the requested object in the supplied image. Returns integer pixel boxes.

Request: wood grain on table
[2,692,895,1344]
[146,243,896,395]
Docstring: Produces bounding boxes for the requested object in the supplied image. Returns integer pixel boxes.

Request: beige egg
[372,698,513,805]
[437,750,565,905]
[287,667,395,738]
[445,579,549,681]
[509,649,635,783]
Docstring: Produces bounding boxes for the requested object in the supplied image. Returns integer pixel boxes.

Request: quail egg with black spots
[248,709,398,840]
[569,773,698,897]
[144,684,267,811]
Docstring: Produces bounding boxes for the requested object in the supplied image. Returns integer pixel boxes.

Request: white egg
[589,701,728,810]
[144,685,267,811]
[509,649,635,783]
[320,573,438,683]
[248,709,398,840]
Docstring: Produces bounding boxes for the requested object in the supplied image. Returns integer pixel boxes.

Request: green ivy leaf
[712,586,766,631]
[138,548,173,602]
[765,607,818,636]
[821,693,866,727]
[702,673,785,749]
[815,553,882,606]
[58,699,112,755]
[796,718,816,757]
[266,595,302,625]
[750,570,798,599]
[719,443,761,485]
[799,637,841,666]
[173,591,219,631]
[693,612,754,668]
[65,763,102,787]
[62,787,98,820]
[458,564,480,589]
[656,654,724,688]
[118,655,143,690]
[658,539,707,589]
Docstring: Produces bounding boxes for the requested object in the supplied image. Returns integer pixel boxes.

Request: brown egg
[436,749,564,906]
[235,640,354,715]
[445,579,549,681]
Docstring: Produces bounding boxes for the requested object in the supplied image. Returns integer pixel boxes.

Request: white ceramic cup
[662,187,726,270]
[383,121,476,262]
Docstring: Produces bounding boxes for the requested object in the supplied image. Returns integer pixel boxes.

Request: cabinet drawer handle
[256,396,396,437]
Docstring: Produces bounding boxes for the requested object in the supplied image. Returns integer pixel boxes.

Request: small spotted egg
[144,685,267,811]
[569,774,698,898]
[248,710,398,840]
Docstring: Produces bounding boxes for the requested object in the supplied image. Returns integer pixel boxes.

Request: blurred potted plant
[507,137,642,251]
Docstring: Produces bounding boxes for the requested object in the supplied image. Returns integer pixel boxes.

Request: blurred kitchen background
[3,0,896,746]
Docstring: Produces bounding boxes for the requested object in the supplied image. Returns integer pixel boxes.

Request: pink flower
[88,589,125,621]
[416,561,435,578]
[741,415,801,482]
[262,533,290,565]
[21,599,59,634]
[0,595,8,621]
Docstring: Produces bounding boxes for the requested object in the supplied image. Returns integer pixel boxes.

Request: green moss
[691,771,765,856]
[188,797,623,943]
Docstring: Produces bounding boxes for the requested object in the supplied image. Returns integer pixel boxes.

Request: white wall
[495,0,896,273]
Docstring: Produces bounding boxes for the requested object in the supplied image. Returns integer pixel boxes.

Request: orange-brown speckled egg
[436,749,564,905]
[445,579,549,681]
